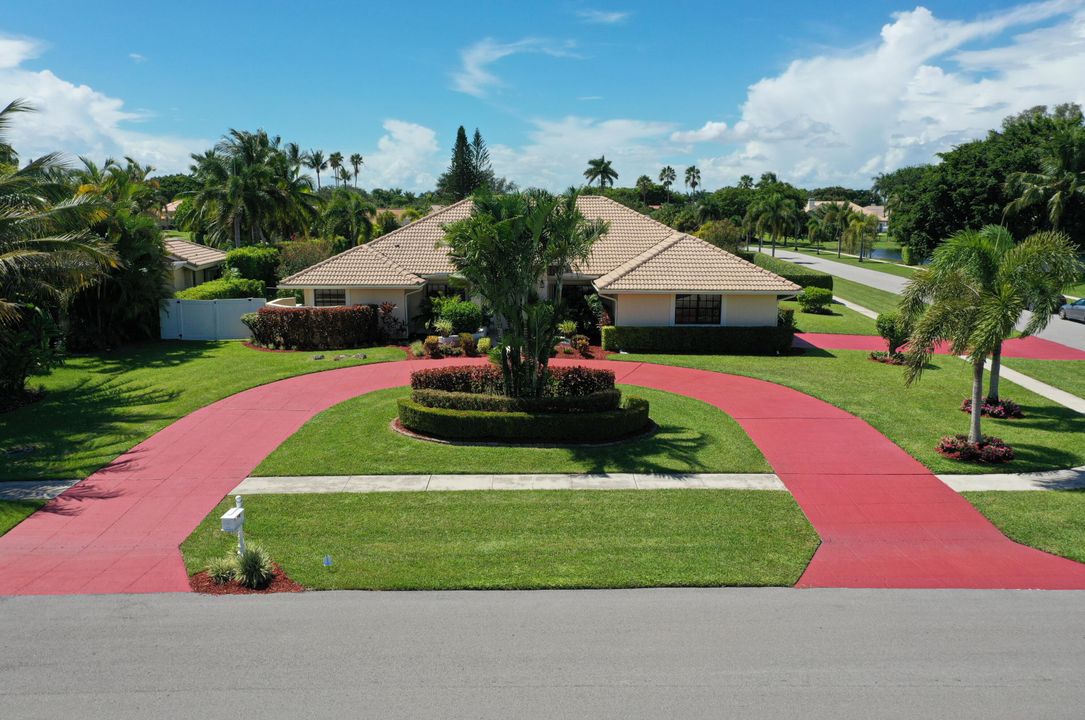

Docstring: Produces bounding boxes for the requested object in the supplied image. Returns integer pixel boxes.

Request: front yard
[1002,359,1085,399]
[182,490,819,589]
[0,500,43,536]
[965,490,1085,564]
[779,299,876,335]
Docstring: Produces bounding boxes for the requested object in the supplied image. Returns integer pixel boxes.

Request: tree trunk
[836,232,842,258]
[233,216,241,248]
[988,342,1002,402]
[969,356,985,444]
[770,233,776,257]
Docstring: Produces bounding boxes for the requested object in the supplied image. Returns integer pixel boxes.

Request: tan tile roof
[366,199,473,275]
[279,243,424,288]
[164,238,226,268]
[593,233,801,294]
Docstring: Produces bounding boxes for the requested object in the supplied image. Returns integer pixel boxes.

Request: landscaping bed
[190,563,304,595]
[182,490,819,590]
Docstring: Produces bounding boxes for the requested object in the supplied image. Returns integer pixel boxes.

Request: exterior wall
[169,263,223,292]
[302,288,314,306]
[346,288,407,327]
[723,295,779,327]
[614,294,673,327]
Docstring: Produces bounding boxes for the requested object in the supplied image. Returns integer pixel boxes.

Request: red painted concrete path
[3,358,1085,595]
[796,332,1085,360]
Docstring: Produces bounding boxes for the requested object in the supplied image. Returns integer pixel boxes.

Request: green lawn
[1065,280,1085,298]
[830,277,903,316]
[0,500,44,537]
[0,341,403,482]
[255,385,771,476]
[182,490,819,589]
[792,249,917,279]
[965,490,1085,563]
[780,299,876,335]
[1002,359,1085,399]
[613,349,1085,474]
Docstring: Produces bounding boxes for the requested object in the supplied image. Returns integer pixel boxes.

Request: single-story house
[164,237,227,292]
[806,198,889,232]
[278,196,800,335]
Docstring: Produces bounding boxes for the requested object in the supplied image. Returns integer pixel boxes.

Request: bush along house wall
[600,324,794,355]
[242,305,380,350]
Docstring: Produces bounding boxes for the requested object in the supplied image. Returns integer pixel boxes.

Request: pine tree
[436,126,475,200]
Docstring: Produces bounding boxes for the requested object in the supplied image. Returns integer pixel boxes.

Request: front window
[426,283,466,300]
[313,289,346,307]
[674,294,721,325]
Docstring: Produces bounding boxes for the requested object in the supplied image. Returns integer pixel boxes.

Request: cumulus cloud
[0,33,206,172]
[575,9,630,24]
[451,37,578,97]
[128,52,145,63]
[362,119,442,190]
[675,1,1085,187]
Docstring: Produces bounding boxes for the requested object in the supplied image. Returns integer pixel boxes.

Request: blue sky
[2,1,1084,190]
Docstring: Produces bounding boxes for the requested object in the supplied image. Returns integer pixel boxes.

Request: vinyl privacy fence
[159,298,267,340]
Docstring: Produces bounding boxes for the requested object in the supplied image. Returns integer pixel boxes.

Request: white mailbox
[220,507,244,533]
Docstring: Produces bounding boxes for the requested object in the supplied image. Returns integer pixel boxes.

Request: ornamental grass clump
[235,544,275,590]
[207,556,237,585]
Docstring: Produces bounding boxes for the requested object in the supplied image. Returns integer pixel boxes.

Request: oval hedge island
[396,365,652,444]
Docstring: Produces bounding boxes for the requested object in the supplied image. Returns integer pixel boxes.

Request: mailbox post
[220,495,246,555]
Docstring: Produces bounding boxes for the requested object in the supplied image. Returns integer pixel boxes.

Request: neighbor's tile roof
[279,243,424,288]
[164,238,226,268]
[593,233,802,294]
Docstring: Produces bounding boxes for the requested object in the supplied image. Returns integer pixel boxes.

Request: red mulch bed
[189,563,304,595]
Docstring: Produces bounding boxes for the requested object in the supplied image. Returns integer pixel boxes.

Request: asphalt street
[2,588,1084,719]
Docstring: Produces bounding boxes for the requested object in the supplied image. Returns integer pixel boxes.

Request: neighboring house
[278,196,799,334]
[164,237,227,292]
[806,198,889,232]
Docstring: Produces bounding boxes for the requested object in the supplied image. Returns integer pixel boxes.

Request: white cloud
[676,1,1085,187]
[362,119,442,190]
[490,116,676,189]
[128,52,145,63]
[576,9,630,24]
[0,33,207,172]
[451,37,577,97]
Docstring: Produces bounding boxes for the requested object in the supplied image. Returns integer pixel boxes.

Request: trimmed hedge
[225,245,280,288]
[242,305,379,349]
[409,365,615,397]
[412,388,621,413]
[396,395,651,443]
[601,324,794,355]
[752,253,833,291]
[176,277,265,300]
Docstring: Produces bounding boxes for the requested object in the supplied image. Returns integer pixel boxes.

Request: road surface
[774,249,1085,352]
[2,588,1084,719]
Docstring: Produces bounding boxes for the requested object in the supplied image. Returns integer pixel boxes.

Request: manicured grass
[255,385,771,476]
[1002,359,1085,399]
[780,299,876,335]
[965,490,1085,564]
[792,249,917,279]
[0,500,44,537]
[1065,280,1085,298]
[182,490,819,589]
[613,349,1085,474]
[0,341,403,482]
[830,277,903,316]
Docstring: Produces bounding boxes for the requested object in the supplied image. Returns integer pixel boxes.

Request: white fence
[159,298,266,341]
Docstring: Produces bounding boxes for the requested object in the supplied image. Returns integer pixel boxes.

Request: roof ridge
[368,197,473,250]
[363,242,425,282]
[594,232,685,287]
[583,194,677,235]
[278,241,370,285]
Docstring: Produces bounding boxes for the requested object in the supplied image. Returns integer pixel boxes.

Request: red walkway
[796,332,1085,360]
[3,358,1085,595]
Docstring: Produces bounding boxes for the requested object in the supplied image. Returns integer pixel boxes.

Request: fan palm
[658,165,676,190]
[583,156,618,188]
[1005,125,1085,229]
[684,165,701,194]
[349,153,363,187]
[304,149,327,190]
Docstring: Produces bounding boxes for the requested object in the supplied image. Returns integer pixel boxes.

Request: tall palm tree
[322,188,374,247]
[1005,125,1085,229]
[284,142,304,176]
[583,156,618,188]
[744,191,796,257]
[328,152,344,187]
[738,174,754,189]
[684,165,701,194]
[843,212,879,260]
[817,201,857,259]
[336,166,351,187]
[658,165,676,191]
[349,153,363,188]
[304,149,327,190]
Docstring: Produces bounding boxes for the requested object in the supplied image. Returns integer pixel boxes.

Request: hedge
[409,365,616,397]
[225,245,280,288]
[396,396,651,442]
[175,277,265,300]
[242,305,379,349]
[600,324,794,355]
[751,253,833,291]
[412,388,622,413]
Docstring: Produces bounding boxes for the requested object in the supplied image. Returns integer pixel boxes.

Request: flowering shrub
[410,365,614,398]
[571,334,592,357]
[422,335,441,358]
[243,305,378,349]
[960,397,1024,419]
[547,366,615,396]
[936,434,1015,463]
[377,302,406,340]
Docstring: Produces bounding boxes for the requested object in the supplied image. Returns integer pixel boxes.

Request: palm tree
[1005,125,1085,230]
[322,188,374,246]
[816,201,857,259]
[684,165,701,194]
[304,149,327,190]
[328,152,344,187]
[843,212,880,260]
[658,165,676,191]
[583,156,618,188]
[336,167,351,187]
[349,153,363,188]
[744,191,796,257]
[738,174,754,190]
[806,214,828,254]
[284,143,304,176]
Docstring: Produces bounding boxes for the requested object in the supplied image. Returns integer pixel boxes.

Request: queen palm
[684,165,700,194]
[658,165,676,191]
[328,152,344,187]
[304,149,327,190]
[349,153,363,188]
[583,156,618,188]
[1005,125,1085,229]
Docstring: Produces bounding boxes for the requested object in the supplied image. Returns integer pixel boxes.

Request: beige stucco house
[278,196,799,334]
[165,237,227,292]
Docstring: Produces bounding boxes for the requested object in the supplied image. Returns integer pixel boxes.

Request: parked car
[1059,298,1085,322]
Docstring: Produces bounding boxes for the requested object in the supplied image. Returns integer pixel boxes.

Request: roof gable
[164,238,226,268]
[279,242,424,288]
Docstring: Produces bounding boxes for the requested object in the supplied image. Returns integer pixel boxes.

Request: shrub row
[412,388,621,413]
[176,277,265,300]
[242,305,379,350]
[752,253,834,291]
[409,365,615,397]
[396,396,651,443]
[225,245,280,289]
[600,324,794,355]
